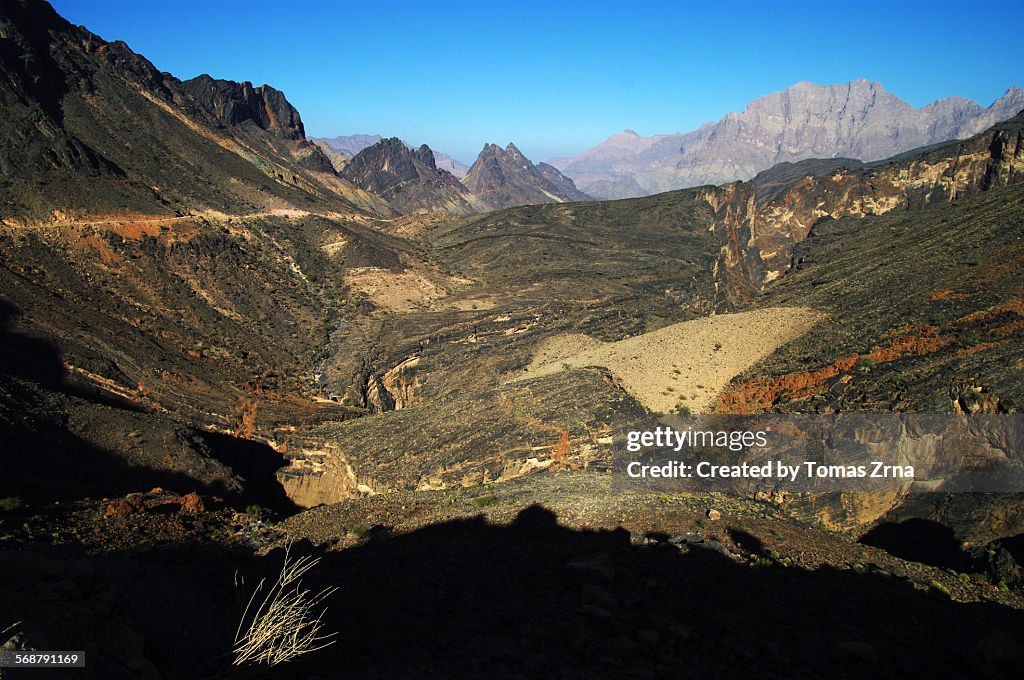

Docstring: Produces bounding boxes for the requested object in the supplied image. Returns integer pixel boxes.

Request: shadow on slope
[0,298,293,511]
[7,505,1024,678]
[229,505,1021,680]
[859,518,972,572]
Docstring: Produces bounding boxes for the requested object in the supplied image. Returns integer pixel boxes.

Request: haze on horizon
[50,0,1024,164]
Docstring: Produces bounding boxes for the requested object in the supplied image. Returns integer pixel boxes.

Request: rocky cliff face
[337,139,591,214]
[463,142,591,210]
[339,138,480,215]
[178,75,306,140]
[698,112,1024,299]
[558,80,1024,198]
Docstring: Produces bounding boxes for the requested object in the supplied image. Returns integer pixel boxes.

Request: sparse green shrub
[244,504,268,520]
[959,330,981,346]
[855,357,876,370]
[471,494,497,509]
[928,580,952,598]
[346,524,373,539]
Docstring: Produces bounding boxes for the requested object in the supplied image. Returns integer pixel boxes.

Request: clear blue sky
[50,0,1024,164]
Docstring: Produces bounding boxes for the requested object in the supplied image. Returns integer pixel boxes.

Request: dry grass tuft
[232,543,338,667]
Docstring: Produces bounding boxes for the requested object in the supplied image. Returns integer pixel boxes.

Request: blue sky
[51,0,1024,163]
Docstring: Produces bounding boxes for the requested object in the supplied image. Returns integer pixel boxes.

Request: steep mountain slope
[0,0,428,501]
[557,80,1024,198]
[0,0,391,221]
[335,139,592,214]
[697,112,1024,297]
[311,138,352,172]
[339,137,482,215]
[720,180,1024,416]
[2,6,1024,676]
[462,142,591,209]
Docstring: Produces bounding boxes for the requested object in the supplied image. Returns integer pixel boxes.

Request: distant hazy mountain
[555,80,1024,198]
[316,133,383,156]
[315,134,470,178]
[463,142,591,210]
[432,151,470,179]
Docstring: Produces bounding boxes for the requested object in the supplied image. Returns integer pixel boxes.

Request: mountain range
[337,137,590,214]
[3,1,1024,677]
[314,134,470,178]
[552,79,1024,198]
[338,137,485,215]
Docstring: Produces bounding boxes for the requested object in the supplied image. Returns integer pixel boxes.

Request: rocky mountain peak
[993,86,1024,114]
[179,74,307,140]
[339,137,475,215]
[413,143,436,168]
[505,142,525,157]
[463,141,590,210]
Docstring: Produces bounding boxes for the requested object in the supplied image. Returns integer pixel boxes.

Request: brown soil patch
[957,340,1010,357]
[930,289,974,301]
[717,325,949,413]
[517,308,825,413]
[344,267,451,313]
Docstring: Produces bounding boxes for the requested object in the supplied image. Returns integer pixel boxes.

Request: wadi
[1,1,1023,678]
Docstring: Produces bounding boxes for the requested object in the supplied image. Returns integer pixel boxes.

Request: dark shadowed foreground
[2,504,1023,679]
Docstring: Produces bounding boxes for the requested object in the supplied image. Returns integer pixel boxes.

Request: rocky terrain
[4,477,1024,679]
[462,142,592,210]
[314,134,470,178]
[1,2,1023,678]
[555,79,1024,198]
[330,137,590,215]
[339,137,483,215]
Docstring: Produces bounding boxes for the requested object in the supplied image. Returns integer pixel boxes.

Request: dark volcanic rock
[340,137,478,215]
[178,74,306,139]
[463,142,591,210]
